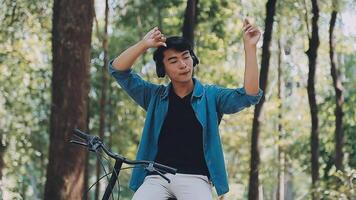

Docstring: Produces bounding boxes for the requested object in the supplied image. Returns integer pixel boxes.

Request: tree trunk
[285,160,294,200]
[108,87,113,149]
[277,39,285,200]
[329,3,344,172]
[248,0,277,200]
[305,0,320,198]
[84,94,91,200]
[95,0,109,199]
[0,132,5,180]
[44,0,94,199]
[182,0,199,46]
[157,5,163,32]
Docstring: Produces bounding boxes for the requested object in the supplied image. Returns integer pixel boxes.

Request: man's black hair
[153,36,199,78]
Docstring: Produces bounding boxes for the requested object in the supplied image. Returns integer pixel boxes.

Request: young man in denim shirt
[109,19,262,200]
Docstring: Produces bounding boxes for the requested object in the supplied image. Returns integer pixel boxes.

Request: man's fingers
[160,35,166,42]
[143,27,158,40]
[244,25,254,33]
[158,42,167,47]
[152,27,159,32]
[246,26,255,33]
[245,25,260,34]
[244,18,250,26]
[145,27,166,47]
[249,27,260,34]
[153,32,164,41]
[151,31,161,38]
[148,27,158,36]
[243,24,252,31]
[147,27,160,38]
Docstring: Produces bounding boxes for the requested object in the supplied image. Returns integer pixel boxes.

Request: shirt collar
[161,78,203,100]
[192,78,204,98]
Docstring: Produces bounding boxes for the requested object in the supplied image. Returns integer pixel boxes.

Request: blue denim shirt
[108,62,263,196]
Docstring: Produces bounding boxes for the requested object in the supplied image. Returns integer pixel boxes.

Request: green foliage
[317,167,356,199]
[0,0,52,198]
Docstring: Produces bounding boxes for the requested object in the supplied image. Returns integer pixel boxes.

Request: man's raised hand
[243,18,261,48]
[142,27,167,48]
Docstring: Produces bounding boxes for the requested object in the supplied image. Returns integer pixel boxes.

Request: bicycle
[70,128,178,200]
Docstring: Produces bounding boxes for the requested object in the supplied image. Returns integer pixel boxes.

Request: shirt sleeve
[108,59,160,110]
[215,86,263,114]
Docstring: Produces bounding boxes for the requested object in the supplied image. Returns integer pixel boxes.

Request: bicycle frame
[70,128,177,200]
[102,159,122,200]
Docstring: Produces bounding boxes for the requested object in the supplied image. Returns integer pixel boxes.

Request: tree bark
[248,0,277,200]
[95,0,109,199]
[306,0,320,198]
[182,0,199,46]
[44,0,94,199]
[329,3,344,172]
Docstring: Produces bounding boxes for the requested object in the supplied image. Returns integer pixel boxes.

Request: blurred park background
[0,0,355,199]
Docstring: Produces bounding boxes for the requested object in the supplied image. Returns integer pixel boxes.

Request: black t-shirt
[154,88,210,177]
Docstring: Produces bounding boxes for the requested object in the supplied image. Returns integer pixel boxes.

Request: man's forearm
[243,46,260,95]
[112,40,148,71]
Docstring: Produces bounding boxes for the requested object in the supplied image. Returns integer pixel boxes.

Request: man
[109,19,262,200]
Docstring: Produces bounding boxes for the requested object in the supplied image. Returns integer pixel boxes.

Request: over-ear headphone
[155,50,199,78]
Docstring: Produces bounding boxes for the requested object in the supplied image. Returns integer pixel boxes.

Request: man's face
[162,49,194,84]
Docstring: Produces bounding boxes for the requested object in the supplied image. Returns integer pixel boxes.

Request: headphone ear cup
[190,51,199,66]
[193,55,199,66]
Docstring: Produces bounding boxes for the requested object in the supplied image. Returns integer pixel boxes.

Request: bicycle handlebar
[71,128,178,175]
[73,128,91,141]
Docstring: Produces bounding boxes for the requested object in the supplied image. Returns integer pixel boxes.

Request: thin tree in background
[329,0,344,172]
[277,38,285,200]
[182,0,199,46]
[0,132,5,180]
[44,0,94,199]
[95,0,110,199]
[248,0,277,199]
[305,0,320,198]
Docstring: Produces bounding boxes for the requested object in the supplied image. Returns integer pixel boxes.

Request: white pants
[132,173,214,200]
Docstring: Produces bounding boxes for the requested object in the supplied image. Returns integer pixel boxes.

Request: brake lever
[145,163,171,183]
[73,133,86,141]
[69,140,88,147]
[69,135,102,152]
[155,169,171,183]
